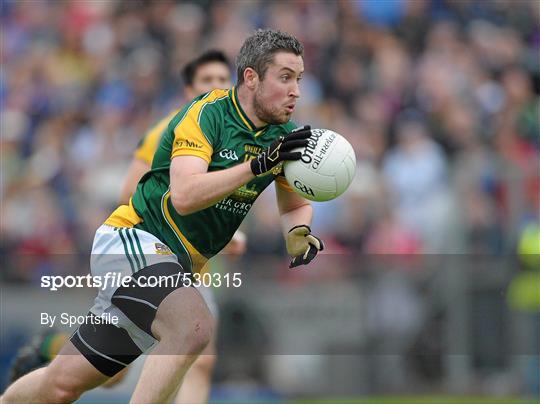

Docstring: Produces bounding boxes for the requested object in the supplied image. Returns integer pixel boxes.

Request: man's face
[253,51,304,125]
[186,61,231,99]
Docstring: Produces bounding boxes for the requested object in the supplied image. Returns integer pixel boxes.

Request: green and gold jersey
[105,87,296,273]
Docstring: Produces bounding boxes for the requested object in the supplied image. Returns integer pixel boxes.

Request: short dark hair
[182,50,230,86]
[236,29,304,85]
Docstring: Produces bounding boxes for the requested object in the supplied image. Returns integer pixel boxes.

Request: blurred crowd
[1,0,539,281]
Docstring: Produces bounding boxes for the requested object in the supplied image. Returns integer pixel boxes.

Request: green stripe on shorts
[131,229,148,268]
[118,229,136,274]
[124,229,141,271]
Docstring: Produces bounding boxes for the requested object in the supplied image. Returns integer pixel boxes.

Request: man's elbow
[171,192,192,215]
[171,189,198,215]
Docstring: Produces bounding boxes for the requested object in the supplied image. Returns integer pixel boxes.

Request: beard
[253,88,289,125]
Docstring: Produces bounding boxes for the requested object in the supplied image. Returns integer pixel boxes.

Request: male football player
[8,49,244,404]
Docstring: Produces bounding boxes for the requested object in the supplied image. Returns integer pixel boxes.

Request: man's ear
[243,67,259,90]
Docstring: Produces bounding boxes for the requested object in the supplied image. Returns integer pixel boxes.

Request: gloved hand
[250,125,312,176]
[286,225,324,268]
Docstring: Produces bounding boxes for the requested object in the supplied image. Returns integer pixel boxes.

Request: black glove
[250,125,312,176]
[286,225,324,268]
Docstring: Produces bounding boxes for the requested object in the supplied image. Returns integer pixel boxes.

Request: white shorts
[87,224,217,352]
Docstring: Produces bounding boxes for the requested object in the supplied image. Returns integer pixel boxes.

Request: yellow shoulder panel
[171,90,228,164]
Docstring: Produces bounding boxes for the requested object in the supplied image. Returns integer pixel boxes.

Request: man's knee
[153,288,214,354]
[161,314,213,355]
[183,317,213,354]
[44,368,85,403]
[48,385,82,404]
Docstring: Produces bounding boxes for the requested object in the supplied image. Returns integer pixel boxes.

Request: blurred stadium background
[1,0,539,402]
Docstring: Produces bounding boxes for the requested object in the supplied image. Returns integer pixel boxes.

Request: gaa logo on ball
[284,129,356,202]
[293,179,315,197]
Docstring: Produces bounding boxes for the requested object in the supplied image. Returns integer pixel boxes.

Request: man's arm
[276,181,313,235]
[119,159,150,205]
[170,156,254,215]
[276,182,324,268]
[170,126,312,215]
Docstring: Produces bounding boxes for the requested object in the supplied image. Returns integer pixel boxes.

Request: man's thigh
[70,312,143,377]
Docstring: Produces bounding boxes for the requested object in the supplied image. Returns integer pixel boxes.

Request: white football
[284,129,356,202]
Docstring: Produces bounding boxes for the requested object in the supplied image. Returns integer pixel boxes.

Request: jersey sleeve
[171,98,221,164]
[134,110,178,165]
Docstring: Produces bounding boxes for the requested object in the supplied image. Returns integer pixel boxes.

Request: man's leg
[174,335,217,404]
[129,287,213,403]
[1,341,109,404]
[102,367,130,388]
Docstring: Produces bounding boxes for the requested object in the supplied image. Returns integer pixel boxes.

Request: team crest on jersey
[243,144,262,162]
[231,184,259,203]
[155,243,173,255]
